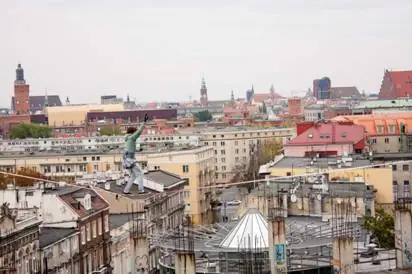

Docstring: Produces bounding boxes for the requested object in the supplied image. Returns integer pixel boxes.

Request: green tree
[10,123,52,139]
[194,110,213,122]
[362,208,395,249]
[99,125,122,136]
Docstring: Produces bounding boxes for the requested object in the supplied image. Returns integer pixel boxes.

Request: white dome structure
[219,209,268,249]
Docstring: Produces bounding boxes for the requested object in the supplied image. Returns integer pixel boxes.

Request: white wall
[42,194,78,228]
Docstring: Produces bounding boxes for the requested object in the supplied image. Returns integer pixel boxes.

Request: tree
[194,110,213,122]
[10,123,52,139]
[233,139,283,193]
[99,125,122,136]
[0,167,47,189]
[362,208,395,249]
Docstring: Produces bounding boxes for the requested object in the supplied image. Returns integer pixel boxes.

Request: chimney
[104,182,111,190]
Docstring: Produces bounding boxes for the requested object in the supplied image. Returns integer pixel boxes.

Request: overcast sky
[0,0,411,105]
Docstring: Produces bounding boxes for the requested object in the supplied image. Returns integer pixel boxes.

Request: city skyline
[1,0,411,106]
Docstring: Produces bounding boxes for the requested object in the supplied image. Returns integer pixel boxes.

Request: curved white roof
[219,209,268,249]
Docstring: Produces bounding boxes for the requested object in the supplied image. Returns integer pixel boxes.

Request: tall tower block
[200,77,208,106]
[14,64,30,115]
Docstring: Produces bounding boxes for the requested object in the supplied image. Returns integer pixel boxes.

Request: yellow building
[45,104,124,126]
[268,156,393,204]
[0,145,215,225]
[145,146,215,225]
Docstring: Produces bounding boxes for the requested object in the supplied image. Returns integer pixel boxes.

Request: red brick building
[288,97,303,117]
[13,64,30,115]
[379,70,412,99]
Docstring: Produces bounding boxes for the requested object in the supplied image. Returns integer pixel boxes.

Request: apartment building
[38,228,80,274]
[199,127,295,182]
[0,184,111,274]
[145,146,216,225]
[0,145,215,226]
[333,113,412,153]
[0,203,42,273]
[267,155,393,204]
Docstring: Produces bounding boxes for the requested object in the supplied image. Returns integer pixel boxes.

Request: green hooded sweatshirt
[124,124,145,159]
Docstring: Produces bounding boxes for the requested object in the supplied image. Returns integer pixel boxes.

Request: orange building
[333,113,412,153]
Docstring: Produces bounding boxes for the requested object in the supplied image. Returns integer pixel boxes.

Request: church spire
[200,77,208,106]
[44,89,49,108]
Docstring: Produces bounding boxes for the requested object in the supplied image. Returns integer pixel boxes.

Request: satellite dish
[317,194,322,201]
[291,194,297,203]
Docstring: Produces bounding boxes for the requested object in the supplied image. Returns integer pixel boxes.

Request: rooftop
[286,123,365,146]
[39,227,77,249]
[329,86,360,99]
[354,98,412,109]
[59,187,109,218]
[270,156,372,169]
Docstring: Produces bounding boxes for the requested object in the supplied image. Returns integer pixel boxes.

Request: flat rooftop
[271,156,373,169]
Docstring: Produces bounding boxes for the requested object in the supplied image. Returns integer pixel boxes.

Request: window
[222,166,226,171]
[404,180,410,198]
[384,138,389,144]
[221,158,226,163]
[222,174,227,179]
[215,166,218,171]
[403,165,409,171]
[220,141,225,146]
[221,135,224,138]
[393,165,397,171]
[94,164,99,171]
[86,222,91,241]
[212,135,216,138]
[215,174,219,179]
[104,215,109,233]
[182,165,189,173]
[286,172,291,176]
[235,157,239,163]
[388,125,395,133]
[81,226,86,244]
[212,142,216,146]
[98,217,102,235]
[235,148,239,154]
[92,220,97,238]
[221,150,225,155]
[371,139,376,144]
[83,194,91,210]
[204,141,209,146]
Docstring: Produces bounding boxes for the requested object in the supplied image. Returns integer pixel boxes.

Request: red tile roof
[333,113,412,136]
[286,122,365,146]
[59,187,109,218]
[388,70,412,97]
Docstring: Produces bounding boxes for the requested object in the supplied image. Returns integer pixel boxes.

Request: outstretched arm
[131,123,145,141]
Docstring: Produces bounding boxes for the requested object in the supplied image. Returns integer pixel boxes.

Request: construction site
[151,172,400,274]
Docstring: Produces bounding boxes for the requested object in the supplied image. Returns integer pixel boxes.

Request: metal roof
[219,209,268,249]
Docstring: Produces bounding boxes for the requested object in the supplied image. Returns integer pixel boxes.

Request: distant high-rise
[313,77,331,100]
[200,77,208,106]
[13,63,30,115]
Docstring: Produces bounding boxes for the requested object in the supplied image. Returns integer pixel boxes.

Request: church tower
[200,77,208,106]
[13,63,30,115]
